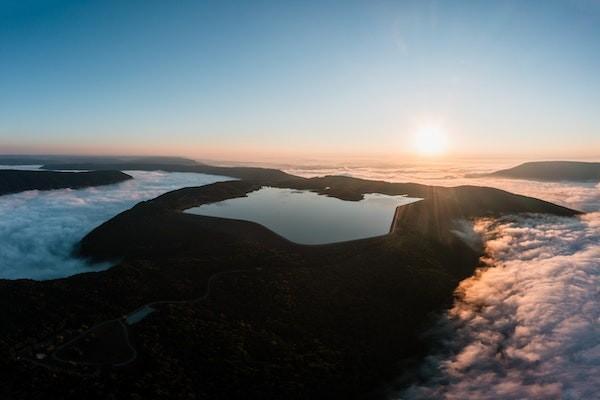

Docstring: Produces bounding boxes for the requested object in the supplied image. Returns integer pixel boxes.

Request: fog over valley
[0,169,229,279]
[397,212,600,399]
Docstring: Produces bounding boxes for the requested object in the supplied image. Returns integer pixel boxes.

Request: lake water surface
[185,187,421,244]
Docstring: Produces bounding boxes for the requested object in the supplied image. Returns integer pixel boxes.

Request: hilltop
[0,170,132,196]
[469,161,600,182]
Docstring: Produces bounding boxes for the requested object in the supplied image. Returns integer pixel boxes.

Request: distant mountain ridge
[469,161,600,182]
[0,155,198,166]
[40,162,296,182]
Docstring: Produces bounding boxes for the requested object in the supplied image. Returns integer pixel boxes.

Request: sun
[413,125,448,156]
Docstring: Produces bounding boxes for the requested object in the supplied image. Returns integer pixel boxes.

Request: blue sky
[1,0,599,160]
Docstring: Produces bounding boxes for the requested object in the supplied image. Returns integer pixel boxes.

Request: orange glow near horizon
[1,132,598,164]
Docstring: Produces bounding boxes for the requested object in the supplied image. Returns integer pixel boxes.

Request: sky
[1,0,599,162]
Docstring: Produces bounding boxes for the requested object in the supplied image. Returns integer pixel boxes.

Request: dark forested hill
[470,161,600,181]
[0,170,132,196]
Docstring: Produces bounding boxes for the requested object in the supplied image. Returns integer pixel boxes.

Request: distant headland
[0,170,132,196]
[468,161,600,182]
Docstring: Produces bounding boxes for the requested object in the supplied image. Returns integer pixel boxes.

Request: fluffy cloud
[0,170,230,280]
[397,212,600,399]
[283,162,600,398]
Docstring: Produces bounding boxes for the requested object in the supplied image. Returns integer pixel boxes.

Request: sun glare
[413,125,448,156]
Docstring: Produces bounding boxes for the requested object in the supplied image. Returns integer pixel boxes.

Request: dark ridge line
[467,160,600,182]
[0,170,133,196]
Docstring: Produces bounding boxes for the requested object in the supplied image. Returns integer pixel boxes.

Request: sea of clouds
[0,168,230,280]
[397,212,600,399]
[331,159,600,399]
[282,160,599,398]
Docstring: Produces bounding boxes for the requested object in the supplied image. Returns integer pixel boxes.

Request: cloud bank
[0,170,230,280]
[397,212,600,399]
[284,161,600,398]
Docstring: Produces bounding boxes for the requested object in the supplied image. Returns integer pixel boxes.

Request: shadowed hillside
[78,177,578,261]
[468,161,600,182]
[0,170,132,196]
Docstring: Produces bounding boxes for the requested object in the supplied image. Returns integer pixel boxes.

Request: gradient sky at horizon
[1,0,599,161]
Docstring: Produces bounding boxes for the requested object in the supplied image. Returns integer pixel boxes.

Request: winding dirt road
[20,268,254,371]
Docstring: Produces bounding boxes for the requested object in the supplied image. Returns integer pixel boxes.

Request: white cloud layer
[284,162,600,398]
[397,212,600,399]
[0,170,230,280]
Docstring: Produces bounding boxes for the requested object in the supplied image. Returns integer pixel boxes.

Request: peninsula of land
[0,160,580,399]
[469,160,600,182]
[0,170,132,196]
